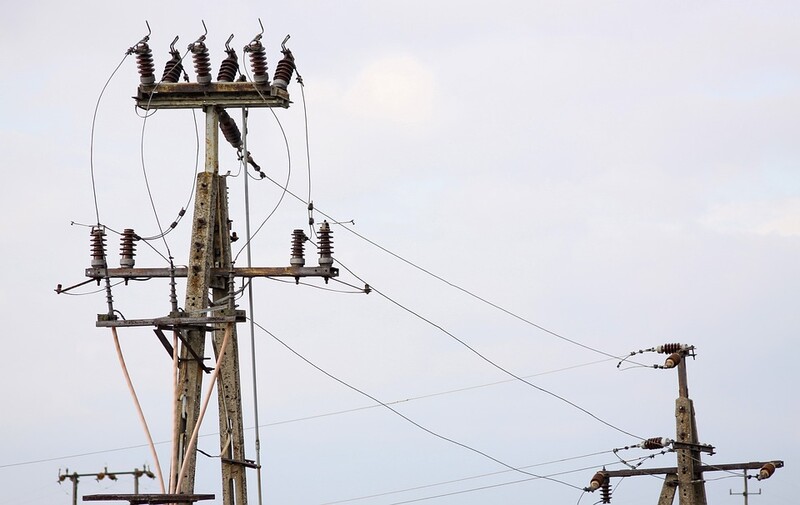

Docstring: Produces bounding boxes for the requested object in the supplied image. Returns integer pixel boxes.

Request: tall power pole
[74,26,338,505]
[585,345,782,505]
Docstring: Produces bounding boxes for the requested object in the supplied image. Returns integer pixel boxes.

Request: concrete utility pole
[78,28,338,505]
[585,345,782,505]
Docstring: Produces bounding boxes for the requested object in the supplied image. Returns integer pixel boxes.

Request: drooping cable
[250,318,583,492]
[110,328,166,492]
[332,256,643,441]
[90,53,130,225]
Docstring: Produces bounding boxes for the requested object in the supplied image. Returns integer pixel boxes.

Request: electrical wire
[249,318,583,492]
[110,328,166,492]
[321,451,614,505]
[258,173,643,366]
[331,256,644,441]
[90,53,130,225]
[266,276,365,294]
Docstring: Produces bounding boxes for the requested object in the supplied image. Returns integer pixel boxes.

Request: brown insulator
[133,42,155,85]
[189,39,211,84]
[217,108,242,149]
[589,471,606,491]
[600,479,612,503]
[161,52,183,83]
[758,462,776,480]
[290,229,306,267]
[90,227,107,268]
[272,49,295,89]
[657,343,682,354]
[217,49,239,82]
[664,352,682,369]
[120,229,137,268]
[641,437,668,450]
[318,221,333,267]
[244,38,269,83]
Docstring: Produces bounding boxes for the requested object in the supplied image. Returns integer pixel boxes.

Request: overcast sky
[1,2,798,504]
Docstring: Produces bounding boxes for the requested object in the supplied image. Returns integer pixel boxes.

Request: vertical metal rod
[72,475,79,505]
[242,107,264,505]
[206,107,219,174]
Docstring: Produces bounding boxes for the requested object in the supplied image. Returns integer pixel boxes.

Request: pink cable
[111,327,166,493]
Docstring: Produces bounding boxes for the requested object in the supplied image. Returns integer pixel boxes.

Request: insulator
[245,38,269,83]
[90,227,107,268]
[758,462,776,480]
[318,221,334,267]
[217,49,239,82]
[272,49,295,89]
[290,229,306,267]
[657,343,682,354]
[589,471,606,491]
[600,479,612,503]
[189,40,212,84]
[133,42,155,85]
[664,352,682,369]
[120,229,137,268]
[161,51,183,83]
[217,108,242,149]
[641,437,670,450]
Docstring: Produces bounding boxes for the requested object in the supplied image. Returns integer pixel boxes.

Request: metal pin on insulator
[217,108,243,149]
[189,38,211,84]
[133,41,155,85]
[244,36,269,84]
[640,437,671,450]
[757,462,776,480]
[290,229,306,267]
[657,343,683,354]
[217,34,239,82]
[588,471,606,491]
[120,229,137,268]
[90,227,107,268]
[161,36,183,83]
[664,352,682,369]
[318,221,334,267]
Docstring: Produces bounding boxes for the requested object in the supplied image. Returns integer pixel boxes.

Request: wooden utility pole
[586,346,782,504]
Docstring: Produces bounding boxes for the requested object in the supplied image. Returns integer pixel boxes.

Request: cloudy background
[1,1,797,504]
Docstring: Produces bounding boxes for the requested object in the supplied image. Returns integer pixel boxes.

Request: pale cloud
[700,198,800,237]
[343,54,437,126]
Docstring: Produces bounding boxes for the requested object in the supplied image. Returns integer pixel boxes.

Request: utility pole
[730,470,761,505]
[59,467,155,505]
[69,24,338,505]
[585,345,782,504]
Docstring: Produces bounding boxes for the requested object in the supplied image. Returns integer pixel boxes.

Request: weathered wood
[136,82,290,110]
[86,266,339,279]
[83,493,214,504]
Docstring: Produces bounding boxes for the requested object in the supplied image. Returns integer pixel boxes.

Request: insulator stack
[133,42,155,85]
[290,229,306,267]
[600,479,612,503]
[161,49,183,83]
[657,343,682,354]
[245,37,269,83]
[217,48,239,82]
[318,221,333,267]
[273,49,295,89]
[758,462,776,480]
[641,437,669,450]
[120,229,137,268]
[90,227,107,268]
[217,108,243,149]
[189,39,212,84]
[664,352,682,369]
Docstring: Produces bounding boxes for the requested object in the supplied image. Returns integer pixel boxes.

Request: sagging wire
[330,254,645,441]
[258,171,645,367]
[612,438,674,470]
[266,276,365,294]
[249,317,583,492]
[617,343,693,370]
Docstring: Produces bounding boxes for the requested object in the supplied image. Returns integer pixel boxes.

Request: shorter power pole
[584,344,783,504]
[730,470,761,505]
[59,465,157,504]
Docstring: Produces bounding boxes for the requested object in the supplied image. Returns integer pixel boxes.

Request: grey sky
[1,2,797,504]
